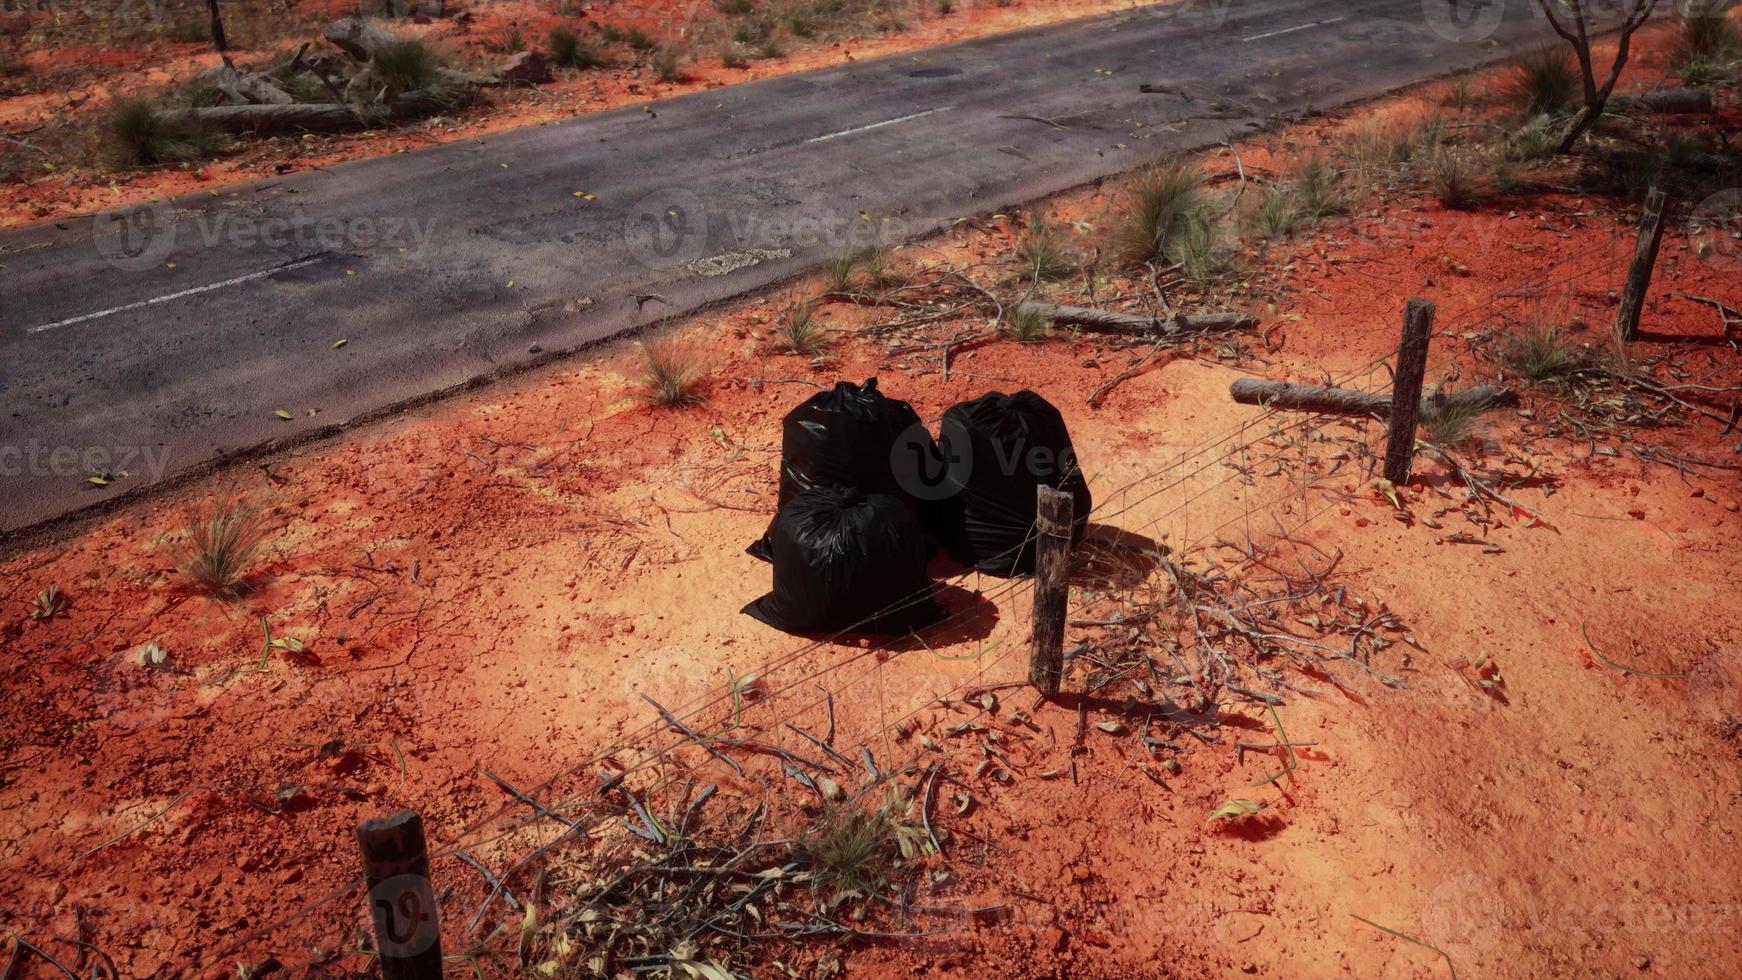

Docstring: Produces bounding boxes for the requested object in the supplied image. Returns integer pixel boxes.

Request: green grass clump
[799,799,927,909]
[370,39,444,98]
[549,27,601,69]
[170,494,274,598]
[106,97,220,167]
[651,45,686,82]
[1428,147,1483,209]
[1016,218,1073,280]
[1502,45,1580,117]
[1004,304,1053,344]
[1677,1,1738,61]
[773,299,830,355]
[1507,114,1560,161]
[1498,322,1594,383]
[1112,156,1205,265]
[1419,396,1488,448]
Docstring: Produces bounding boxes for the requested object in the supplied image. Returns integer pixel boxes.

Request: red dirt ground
[3,18,1742,980]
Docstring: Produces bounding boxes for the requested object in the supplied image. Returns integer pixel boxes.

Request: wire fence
[184,248,1625,971]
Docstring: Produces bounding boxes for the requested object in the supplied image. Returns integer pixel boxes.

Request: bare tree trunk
[1532,0,1664,153]
[205,0,228,53]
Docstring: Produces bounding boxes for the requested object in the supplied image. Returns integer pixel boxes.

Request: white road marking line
[26,257,326,335]
[806,106,955,144]
[1241,16,1346,43]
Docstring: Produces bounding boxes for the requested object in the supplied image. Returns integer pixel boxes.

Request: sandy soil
[0,0,1146,227]
[3,17,1741,980]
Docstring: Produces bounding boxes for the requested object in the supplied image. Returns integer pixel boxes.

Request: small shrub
[597,23,628,44]
[637,337,707,406]
[756,37,786,59]
[371,39,444,98]
[549,27,600,69]
[1428,147,1483,209]
[800,800,925,908]
[1016,218,1073,280]
[788,12,818,36]
[1004,304,1052,344]
[170,493,274,597]
[484,22,528,55]
[1251,182,1303,238]
[1347,116,1440,173]
[825,248,862,293]
[1112,156,1205,265]
[1498,322,1594,383]
[1293,155,1348,219]
[720,43,749,68]
[1439,75,1475,111]
[1420,396,1489,448]
[773,299,830,355]
[1171,209,1233,285]
[626,27,657,51]
[105,97,218,167]
[651,45,686,82]
[1676,1,1738,62]
[1507,114,1560,161]
[1502,45,1579,117]
[716,0,757,14]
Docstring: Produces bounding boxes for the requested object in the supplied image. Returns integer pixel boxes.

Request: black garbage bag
[743,486,946,635]
[937,390,1092,577]
[747,378,945,561]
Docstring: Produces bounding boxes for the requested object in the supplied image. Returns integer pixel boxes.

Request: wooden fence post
[1383,299,1436,485]
[1615,188,1668,344]
[1029,486,1074,697]
[357,809,444,980]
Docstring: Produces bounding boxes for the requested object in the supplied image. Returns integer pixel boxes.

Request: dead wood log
[213,63,293,105]
[1229,379,1517,418]
[1018,302,1256,337]
[325,16,401,61]
[1610,89,1714,114]
[163,93,452,134]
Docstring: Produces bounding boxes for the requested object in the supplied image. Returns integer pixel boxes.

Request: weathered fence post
[1029,486,1074,697]
[1383,299,1436,485]
[1615,187,1668,344]
[357,809,445,980]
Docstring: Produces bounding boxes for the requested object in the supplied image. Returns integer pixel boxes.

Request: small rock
[1634,954,1650,971]
[528,344,543,354]
[497,50,553,86]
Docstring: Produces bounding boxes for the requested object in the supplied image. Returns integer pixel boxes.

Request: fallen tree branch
[1019,302,1256,337]
[163,92,457,134]
[1609,88,1713,114]
[1229,379,1518,418]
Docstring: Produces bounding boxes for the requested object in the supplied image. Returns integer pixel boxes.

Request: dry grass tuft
[637,336,708,406]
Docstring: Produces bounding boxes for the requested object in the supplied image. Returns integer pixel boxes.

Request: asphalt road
[1,0,1563,535]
